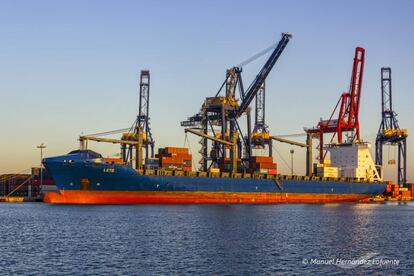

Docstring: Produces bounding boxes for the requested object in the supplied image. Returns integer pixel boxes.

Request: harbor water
[0,202,412,275]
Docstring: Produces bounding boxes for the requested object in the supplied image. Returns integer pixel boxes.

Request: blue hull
[43,150,387,204]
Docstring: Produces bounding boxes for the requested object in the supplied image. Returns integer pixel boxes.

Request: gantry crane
[136,70,155,160]
[121,70,155,169]
[181,33,292,172]
[251,82,272,156]
[79,70,155,170]
[307,47,365,163]
[375,67,408,186]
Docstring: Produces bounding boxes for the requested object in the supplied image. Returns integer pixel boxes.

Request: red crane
[308,47,365,162]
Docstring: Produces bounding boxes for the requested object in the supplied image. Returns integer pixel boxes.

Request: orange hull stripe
[44,191,372,204]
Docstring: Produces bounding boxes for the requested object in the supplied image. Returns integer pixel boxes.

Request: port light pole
[37,143,46,196]
[290,149,294,176]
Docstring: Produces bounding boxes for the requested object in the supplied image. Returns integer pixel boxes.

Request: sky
[0,0,413,183]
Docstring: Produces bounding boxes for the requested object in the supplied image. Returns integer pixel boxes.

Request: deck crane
[307,47,365,163]
[375,67,408,186]
[182,33,292,172]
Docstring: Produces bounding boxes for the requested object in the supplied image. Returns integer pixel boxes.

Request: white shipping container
[316,166,339,178]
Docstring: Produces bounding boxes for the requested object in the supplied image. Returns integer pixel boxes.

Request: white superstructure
[326,142,381,182]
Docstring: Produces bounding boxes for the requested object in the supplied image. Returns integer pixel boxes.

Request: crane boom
[348,47,365,128]
[270,136,308,148]
[79,135,140,146]
[338,47,365,135]
[184,128,235,146]
[235,33,291,117]
[307,47,365,162]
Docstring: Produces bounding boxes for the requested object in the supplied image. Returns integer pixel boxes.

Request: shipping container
[268,168,277,175]
[103,157,124,164]
[144,164,159,170]
[164,147,189,155]
[259,169,268,174]
[146,158,159,165]
[250,156,273,163]
[408,183,414,197]
[252,162,277,170]
[315,166,339,178]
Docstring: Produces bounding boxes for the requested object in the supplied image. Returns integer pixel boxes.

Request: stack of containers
[314,160,339,178]
[408,183,414,198]
[144,158,159,170]
[384,181,393,196]
[31,168,57,195]
[400,187,410,200]
[391,184,400,198]
[250,156,277,175]
[219,158,243,172]
[156,147,192,172]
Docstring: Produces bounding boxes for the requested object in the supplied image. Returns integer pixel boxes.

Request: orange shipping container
[103,158,124,164]
[253,162,277,170]
[408,184,414,197]
[160,156,183,164]
[175,153,192,161]
[268,168,277,175]
[250,156,273,163]
[156,152,191,158]
[385,183,392,193]
[165,147,189,155]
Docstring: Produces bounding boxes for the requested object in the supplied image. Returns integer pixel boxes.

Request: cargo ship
[43,147,386,204]
[43,34,388,204]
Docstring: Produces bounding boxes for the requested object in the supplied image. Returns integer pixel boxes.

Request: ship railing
[187,171,197,177]
[220,172,230,178]
[242,173,251,178]
[232,173,242,178]
[208,172,220,178]
[173,171,185,177]
[138,169,383,184]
